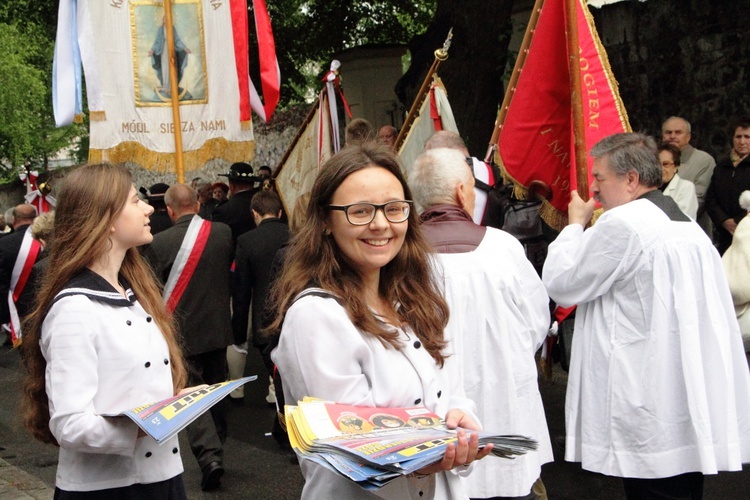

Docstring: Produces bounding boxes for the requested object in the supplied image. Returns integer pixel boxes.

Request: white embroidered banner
[275,91,335,214]
[397,78,458,179]
[54,0,254,173]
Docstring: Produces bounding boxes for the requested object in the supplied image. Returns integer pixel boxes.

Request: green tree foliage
[254,0,436,105]
[0,2,80,175]
[0,24,46,168]
[0,2,57,38]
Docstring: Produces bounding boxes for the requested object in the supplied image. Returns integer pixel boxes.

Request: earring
[323,228,331,236]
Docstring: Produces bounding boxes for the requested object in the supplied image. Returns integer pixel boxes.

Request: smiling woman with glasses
[266,143,491,499]
[327,200,413,225]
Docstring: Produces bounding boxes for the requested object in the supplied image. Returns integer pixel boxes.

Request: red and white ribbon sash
[8,228,42,346]
[163,215,211,313]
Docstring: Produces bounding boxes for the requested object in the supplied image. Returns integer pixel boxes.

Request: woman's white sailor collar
[52,268,136,307]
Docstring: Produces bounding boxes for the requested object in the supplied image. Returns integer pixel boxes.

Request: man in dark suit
[211,162,261,242]
[0,204,38,342]
[232,190,289,404]
[144,184,233,491]
[145,182,173,235]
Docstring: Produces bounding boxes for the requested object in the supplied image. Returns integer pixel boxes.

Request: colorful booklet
[105,376,256,444]
[285,399,538,490]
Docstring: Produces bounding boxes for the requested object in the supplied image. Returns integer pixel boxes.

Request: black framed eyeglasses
[328,200,413,225]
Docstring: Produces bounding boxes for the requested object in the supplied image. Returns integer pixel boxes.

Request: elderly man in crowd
[377,125,397,150]
[409,148,552,500]
[662,116,716,235]
[424,131,502,228]
[543,132,750,499]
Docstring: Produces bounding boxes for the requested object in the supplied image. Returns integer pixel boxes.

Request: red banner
[251,0,280,122]
[230,0,251,123]
[231,0,280,123]
[497,0,630,229]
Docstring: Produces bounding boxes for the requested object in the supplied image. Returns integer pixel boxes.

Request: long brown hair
[266,144,449,365]
[21,164,187,444]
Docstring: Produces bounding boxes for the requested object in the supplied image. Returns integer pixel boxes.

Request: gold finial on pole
[395,29,454,151]
[435,28,453,61]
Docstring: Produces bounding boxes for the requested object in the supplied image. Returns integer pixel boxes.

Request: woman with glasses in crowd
[658,142,698,220]
[267,144,490,499]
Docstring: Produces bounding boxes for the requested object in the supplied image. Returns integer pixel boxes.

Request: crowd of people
[1,115,749,500]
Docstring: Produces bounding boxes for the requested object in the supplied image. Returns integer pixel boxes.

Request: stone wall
[0,182,25,217]
[594,0,750,160]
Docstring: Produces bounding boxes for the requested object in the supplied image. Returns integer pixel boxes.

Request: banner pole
[566,0,588,200]
[485,0,545,162]
[163,0,186,183]
[394,29,453,152]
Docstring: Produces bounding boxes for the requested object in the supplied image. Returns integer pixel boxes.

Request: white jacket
[41,270,183,491]
[722,215,750,349]
[272,290,477,499]
[543,197,750,478]
[663,172,698,220]
[435,228,553,497]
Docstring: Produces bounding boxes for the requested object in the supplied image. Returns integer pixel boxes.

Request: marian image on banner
[131,1,207,106]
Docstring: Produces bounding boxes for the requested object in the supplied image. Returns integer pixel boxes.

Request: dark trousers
[472,494,536,500]
[54,474,186,500]
[185,348,228,470]
[622,472,704,500]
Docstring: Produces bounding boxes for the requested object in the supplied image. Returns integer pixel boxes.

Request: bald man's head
[424,131,470,157]
[164,184,199,221]
[12,204,37,229]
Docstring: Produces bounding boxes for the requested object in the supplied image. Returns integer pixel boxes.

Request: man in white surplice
[410,148,552,500]
[543,132,750,499]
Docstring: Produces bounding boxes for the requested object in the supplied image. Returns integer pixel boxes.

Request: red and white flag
[232,0,280,123]
[397,77,458,179]
[496,0,630,229]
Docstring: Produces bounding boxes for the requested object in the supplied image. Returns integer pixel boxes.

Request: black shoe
[201,461,224,491]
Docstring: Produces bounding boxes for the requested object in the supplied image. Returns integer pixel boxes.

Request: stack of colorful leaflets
[104,376,257,444]
[285,399,537,490]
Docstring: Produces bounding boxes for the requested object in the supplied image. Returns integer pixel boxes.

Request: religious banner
[397,77,458,178]
[496,0,630,229]
[53,0,261,173]
[273,90,335,215]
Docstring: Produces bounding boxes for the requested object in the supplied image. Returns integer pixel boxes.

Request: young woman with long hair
[267,144,491,499]
[22,163,188,498]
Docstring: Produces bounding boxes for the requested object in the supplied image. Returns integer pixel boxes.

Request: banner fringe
[498,160,569,231]
[89,138,255,173]
[577,0,631,132]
